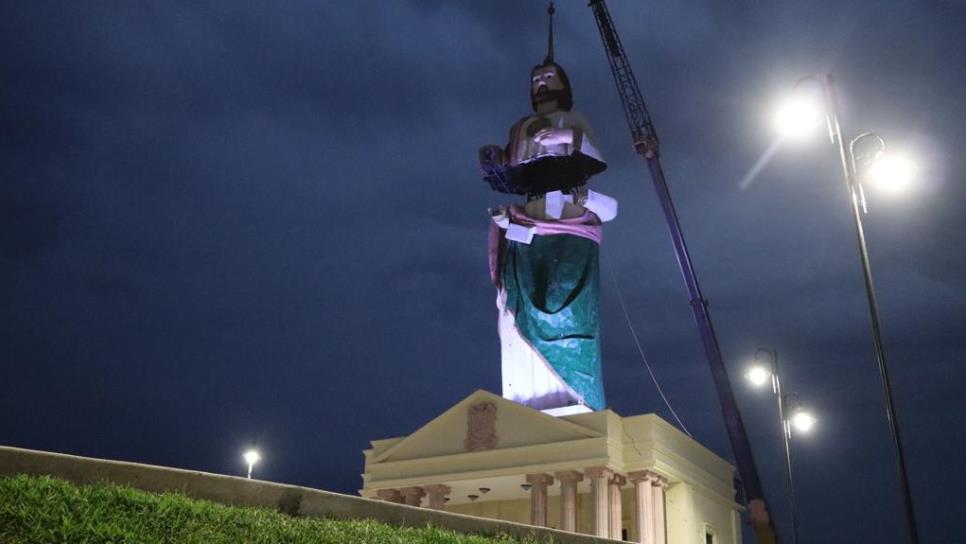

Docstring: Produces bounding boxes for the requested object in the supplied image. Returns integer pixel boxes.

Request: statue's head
[530,60,573,112]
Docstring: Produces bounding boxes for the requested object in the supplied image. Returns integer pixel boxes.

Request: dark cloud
[1,184,62,264]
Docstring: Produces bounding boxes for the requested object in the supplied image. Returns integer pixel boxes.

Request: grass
[0,475,540,544]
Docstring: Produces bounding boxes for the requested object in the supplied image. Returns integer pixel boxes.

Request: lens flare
[243,449,261,466]
[745,365,772,388]
[774,96,822,140]
[868,154,916,193]
[790,410,817,434]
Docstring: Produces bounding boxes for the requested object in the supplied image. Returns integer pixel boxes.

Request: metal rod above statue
[587,1,780,542]
[478,2,618,414]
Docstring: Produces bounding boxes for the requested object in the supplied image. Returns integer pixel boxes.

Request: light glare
[867,154,916,193]
[774,96,822,140]
[790,410,817,434]
[745,365,771,388]
[244,449,261,466]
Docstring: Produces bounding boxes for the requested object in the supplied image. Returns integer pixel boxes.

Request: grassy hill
[0,475,537,544]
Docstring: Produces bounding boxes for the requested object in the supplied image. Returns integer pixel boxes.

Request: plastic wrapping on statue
[583,189,618,222]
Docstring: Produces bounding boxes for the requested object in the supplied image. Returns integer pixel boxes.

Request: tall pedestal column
[554,470,584,533]
[651,477,668,544]
[400,486,426,507]
[609,474,626,540]
[424,484,451,510]
[628,472,655,544]
[526,473,555,527]
[376,488,404,504]
[585,466,613,538]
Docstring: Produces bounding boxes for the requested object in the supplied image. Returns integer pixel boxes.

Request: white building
[361,390,743,543]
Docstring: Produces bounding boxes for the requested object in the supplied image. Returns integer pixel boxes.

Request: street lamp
[774,74,920,544]
[773,96,822,140]
[745,348,807,544]
[773,91,916,194]
[789,406,817,435]
[744,365,771,388]
[243,448,261,480]
[867,154,916,193]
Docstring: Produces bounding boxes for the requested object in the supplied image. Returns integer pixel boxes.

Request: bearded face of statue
[530,62,573,112]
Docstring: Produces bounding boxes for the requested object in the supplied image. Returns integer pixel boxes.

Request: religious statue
[479,4,617,412]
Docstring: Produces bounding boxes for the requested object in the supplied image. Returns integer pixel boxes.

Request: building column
[376,488,404,504]
[585,466,613,538]
[609,474,626,540]
[554,470,583,533]
[424,484,451,510]
[628,472,655,544]
[400,486,425,507]
[651,477,668,544]
[526,473,555,527]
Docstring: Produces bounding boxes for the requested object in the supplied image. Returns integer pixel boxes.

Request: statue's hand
[533,127,573,146]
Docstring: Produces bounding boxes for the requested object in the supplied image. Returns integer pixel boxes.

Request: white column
[609,474,626,540]
[628,472,655,544]
[400,486,425,507]
[554,470,584,533]
[424,484,451,510]
[585,466,613,538]
[526,473,554,527]
[652,477,668,544]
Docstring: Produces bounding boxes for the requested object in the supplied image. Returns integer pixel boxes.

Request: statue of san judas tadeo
[480,3,617,412]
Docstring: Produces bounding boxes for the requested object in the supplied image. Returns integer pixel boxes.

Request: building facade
[361,390,743,543]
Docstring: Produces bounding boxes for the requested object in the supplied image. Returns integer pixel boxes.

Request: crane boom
[587,1,779,542]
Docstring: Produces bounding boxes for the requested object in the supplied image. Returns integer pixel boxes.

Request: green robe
[500,232,605,411]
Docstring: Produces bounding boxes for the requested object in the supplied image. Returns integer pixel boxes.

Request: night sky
[3,1,965,542]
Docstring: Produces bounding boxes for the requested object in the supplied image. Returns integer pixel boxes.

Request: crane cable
[607,264,692,438]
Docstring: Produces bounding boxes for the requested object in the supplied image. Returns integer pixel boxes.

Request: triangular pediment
[372,390,602,464]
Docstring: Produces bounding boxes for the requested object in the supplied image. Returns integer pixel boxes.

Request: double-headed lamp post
[773,74,920,544]
[745,348,814,544]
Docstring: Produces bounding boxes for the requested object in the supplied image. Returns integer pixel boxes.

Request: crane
[587,1,780,542]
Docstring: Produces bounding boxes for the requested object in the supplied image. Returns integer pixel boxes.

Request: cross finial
[545,1,555,64]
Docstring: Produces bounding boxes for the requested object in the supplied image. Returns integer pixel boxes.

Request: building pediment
[361,392,741,544]
[371,390,601,464]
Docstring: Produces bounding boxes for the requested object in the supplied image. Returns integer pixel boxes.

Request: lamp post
[243,448,261,480]
[775,74,920,544]
[745,348,811,544]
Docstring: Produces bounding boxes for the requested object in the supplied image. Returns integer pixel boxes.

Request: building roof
[362,389,738,508]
